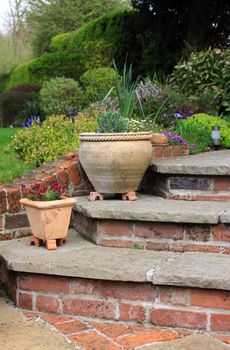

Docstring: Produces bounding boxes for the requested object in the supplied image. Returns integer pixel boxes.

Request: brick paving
[24,311,230,350]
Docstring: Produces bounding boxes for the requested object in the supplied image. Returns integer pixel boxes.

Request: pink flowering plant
[21,182,65,201]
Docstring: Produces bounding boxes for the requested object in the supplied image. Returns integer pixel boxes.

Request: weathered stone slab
[0,230,174,282]
[75,194,229,224]
[151,150,230,175]
[220,209,230,223]
[0,231,229,290]
[149,252,230,290]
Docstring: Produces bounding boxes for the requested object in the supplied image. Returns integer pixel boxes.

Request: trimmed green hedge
[6,8,182,89]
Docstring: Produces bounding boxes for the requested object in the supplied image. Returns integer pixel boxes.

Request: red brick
[154,146,164,159]
[223,247,230,254]
[18,292,33,309]
[170,243,185,253]
[36,295,61,312]
[0,189,7,214]
[182,145,189,155]
[213,225,230,242]
[70,278,98,294]
[159,287,189,306]
[66,163,81,186]
[75,212,96,232]
[19,274,70,293]
[163,146,172,158]
[215,335,230,344]
[183,244,221,253]
[172,145,183,157]
[150,308,206,329]
[41,314,72,324]
[213,178,230,191]
[100,240,134,248]
[191,289,230,310]
[135,222,184,240]
[44,175,57,185]
[185,225,210,241]
[211,314,230,332]
[70,330,121,350]
[55,320,89,334]
[117,329,179,349]
[6,188,21,213]
[192,195,230,201]
[5,214,29,229]
[63,298,116,319]
[100,281,154,301]
[89,321,146,339]
[98,220,133,237]
[146,241,169,251]
[119,304,146,322]
[55,170,69,189]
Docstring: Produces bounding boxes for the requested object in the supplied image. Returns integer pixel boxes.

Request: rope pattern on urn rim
[80,134,152,141]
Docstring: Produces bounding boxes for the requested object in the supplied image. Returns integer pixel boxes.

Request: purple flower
[190,144,196,148]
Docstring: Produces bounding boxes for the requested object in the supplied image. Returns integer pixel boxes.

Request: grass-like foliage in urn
[97,111,131,133]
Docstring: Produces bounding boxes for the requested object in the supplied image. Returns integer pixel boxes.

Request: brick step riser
[1,263,229,334]
[72,213,230,254]
[141,173,230,202]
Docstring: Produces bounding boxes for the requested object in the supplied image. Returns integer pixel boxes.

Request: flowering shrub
[11,114,98,166]
[162,131,187,146]
[21,182,65,201]
[136,80,161,102]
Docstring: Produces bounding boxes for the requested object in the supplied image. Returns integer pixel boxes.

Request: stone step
[73,194,230,254]
[141,150,230,201]
[0,231,229,333]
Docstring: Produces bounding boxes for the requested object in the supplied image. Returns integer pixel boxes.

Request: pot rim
[20,196,77,209]
[80,131,152,142]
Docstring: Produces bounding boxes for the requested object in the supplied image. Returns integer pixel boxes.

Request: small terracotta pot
[20,197,76,244]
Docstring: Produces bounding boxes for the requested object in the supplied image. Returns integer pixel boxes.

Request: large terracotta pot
[20,197,76,250]
[79,132,152,195]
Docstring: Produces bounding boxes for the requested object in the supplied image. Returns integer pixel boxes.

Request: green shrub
[172,49,230,114]
[0,84,39,126]
[6,60,38,89]
[11,114,98,166]
[40,77,83,115]
[172,118,212,154]
[80,67,116,105]
[173,113,230,151]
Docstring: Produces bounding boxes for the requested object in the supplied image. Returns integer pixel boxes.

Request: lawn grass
[0,128,32,184]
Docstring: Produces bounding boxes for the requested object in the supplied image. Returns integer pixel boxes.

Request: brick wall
[0,152,93,241]
[72,214,230,254]
[2,271,229,334]
[152,144,189,159]
[141,173,230,201]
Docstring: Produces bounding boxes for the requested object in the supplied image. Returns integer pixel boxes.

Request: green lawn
[0,128,32,184]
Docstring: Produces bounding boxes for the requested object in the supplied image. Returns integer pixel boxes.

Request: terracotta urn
[79,132,152,200]
[20,197,76,250]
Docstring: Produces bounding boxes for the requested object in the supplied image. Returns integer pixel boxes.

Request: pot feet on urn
[88,192,104,201]
[121,192,138,201]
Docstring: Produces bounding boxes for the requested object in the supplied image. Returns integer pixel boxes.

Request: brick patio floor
[24,311,230,350]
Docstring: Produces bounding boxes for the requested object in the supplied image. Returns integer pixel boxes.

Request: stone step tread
[150,150,230,175]
[74,194,230,224]
[0,230,229,290]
